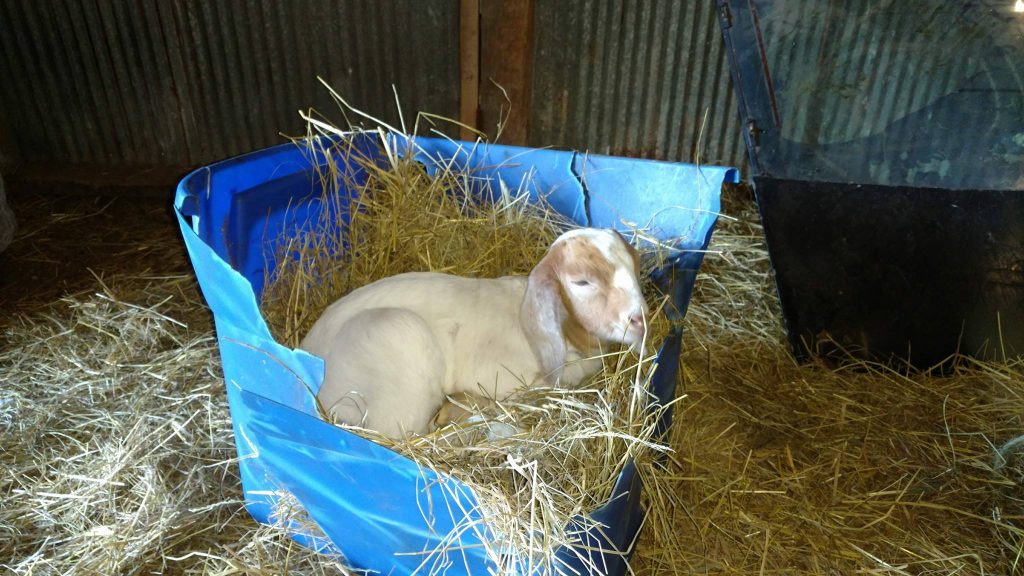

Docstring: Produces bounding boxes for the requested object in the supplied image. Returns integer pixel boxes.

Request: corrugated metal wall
[0,0,460,169]
[530,0,744,168]
[2,2,1013,185]
[0,0,749,174]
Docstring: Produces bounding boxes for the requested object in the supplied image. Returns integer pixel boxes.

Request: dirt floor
[0,188,196,323]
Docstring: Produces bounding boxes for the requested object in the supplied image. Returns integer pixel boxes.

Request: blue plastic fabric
[174,134,738,575]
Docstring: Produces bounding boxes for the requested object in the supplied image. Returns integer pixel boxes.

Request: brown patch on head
[528,238,604,354]
[558,236,617,287]
[561,308,598,353]
[612,229,642,277]
[552,234,636,351]
[526,229,648,359]
[529,234,568,285]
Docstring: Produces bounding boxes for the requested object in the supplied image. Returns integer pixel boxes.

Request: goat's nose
[629,312,646,330]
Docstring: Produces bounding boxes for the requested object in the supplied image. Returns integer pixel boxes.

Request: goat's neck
[562,315,599,357]
[560,339,606,388]
[559,315,606,386]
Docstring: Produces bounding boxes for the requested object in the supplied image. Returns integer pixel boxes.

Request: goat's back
[300,272,541,398]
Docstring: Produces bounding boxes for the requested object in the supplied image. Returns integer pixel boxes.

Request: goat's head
[521,228,649,379]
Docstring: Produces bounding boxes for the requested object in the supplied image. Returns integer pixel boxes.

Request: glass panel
[745,0,1024,189]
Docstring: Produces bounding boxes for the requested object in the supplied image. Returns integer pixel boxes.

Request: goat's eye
[571,279,592,287]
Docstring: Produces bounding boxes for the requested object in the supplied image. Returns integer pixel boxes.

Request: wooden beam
[479,0,535,146]
[459,0,480,140]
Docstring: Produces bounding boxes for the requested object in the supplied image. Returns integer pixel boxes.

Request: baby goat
[300,228,649,439]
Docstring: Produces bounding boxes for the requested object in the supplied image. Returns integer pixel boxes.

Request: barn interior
[1,1,1022,574]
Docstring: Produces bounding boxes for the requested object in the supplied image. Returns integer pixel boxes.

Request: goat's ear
[611,229,642,276]
[521,246,568,383]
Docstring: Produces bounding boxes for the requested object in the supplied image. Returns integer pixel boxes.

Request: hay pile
[1,137,1021,574]
[259,125,1024,572]
[0,274,353,574]
[259,131,676,572]
[636,192,1024,574]
[261,134,574,348]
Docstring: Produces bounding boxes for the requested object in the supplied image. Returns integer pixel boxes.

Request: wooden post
[459,0,480,140]
[479,0,534,146]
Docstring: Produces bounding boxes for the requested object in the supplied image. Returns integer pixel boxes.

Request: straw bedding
[2,147,1021,574]
[639,192,1024,573]
[0,274,333,574]
[258,133,676,573]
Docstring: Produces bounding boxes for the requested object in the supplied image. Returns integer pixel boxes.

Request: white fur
[300,228,647,439]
